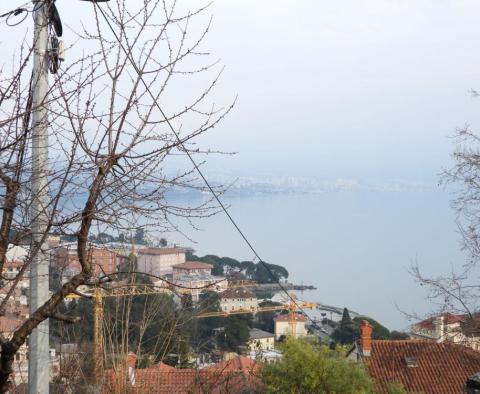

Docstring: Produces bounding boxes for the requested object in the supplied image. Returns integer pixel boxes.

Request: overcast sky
[3,0,480,181]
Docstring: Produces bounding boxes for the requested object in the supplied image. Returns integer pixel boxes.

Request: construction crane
[196,298,317,338]
[66,283,172,385]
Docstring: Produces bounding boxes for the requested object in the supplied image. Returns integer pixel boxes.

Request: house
[137,247,186,277]
[219,288,257,313]
[103,353,261,393]
[172,261,213,278]
[172,262,227,302]
[274,313,307,340]
[51,244,118,280]
[350,320,480,394]
[411,312,480,351]
[248,328,275,351]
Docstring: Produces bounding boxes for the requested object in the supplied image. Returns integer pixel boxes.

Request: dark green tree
[255,300,282,333]
[353,316,390,340]
[218,314,253,351]
[331,308,357,345]
[134,228,147,245]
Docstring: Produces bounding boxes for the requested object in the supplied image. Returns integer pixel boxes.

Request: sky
[187,0,480,181]
[2,0,480,181]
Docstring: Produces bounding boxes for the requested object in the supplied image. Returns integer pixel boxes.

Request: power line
[91,2,317,328]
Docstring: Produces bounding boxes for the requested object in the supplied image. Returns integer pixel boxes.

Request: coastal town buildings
[137,247,186,277]
[273,313,307,340]
[220,288,258,313]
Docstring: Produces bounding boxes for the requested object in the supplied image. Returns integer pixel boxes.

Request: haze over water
[168,188,464,331]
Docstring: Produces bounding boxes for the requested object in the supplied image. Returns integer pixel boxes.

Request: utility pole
[29,1,50,393]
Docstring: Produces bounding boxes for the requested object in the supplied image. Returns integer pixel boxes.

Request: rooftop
[103,355,260,394]
[220,288,256,299]
[414,312,464,330]
[172,261,213,270]
[249,328,274,340]
[363,340,480,394]
[138,247,186,256]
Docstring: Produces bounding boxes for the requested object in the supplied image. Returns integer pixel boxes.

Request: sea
[165,188,466,331]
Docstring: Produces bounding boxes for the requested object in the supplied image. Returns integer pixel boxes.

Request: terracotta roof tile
[415,313,464,330]
[220,288,256,299]
[364,340,480,394]
[172,262,213,270]
[103,356,261,394]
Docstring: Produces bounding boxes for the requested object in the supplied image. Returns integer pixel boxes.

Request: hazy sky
[3,0,480,181]
[187,0,480,181]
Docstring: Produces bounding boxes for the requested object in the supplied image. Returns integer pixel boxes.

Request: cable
[92,2,318,328]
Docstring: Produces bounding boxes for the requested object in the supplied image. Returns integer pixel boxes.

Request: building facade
[273,313,307,340]
[137,247,186,277]
[220,288,258,313]
[248,328,275,351]
[51,244,118,280]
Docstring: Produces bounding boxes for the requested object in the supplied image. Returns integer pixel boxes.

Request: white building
[137,247,186,277]
[274,313,307,340]
[411,313,480,351]
[220,288,258,313]
[248,328,275,351]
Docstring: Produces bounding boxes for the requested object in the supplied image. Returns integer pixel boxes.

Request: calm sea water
[166,189,465,331]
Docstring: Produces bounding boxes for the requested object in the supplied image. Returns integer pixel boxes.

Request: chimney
[127,352,137,386]
[433,315,445,342]
[360,320,373,357]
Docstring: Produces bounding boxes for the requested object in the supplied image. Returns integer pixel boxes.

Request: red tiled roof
[103,356,261,394]
[414,313,463,330]
[274,313,306,322]
[364,340,480,394]
[138,247,185,256]
[205,355,257,373]
[172,261,213,270]
[150,362,175,371]
[220,288,256,299]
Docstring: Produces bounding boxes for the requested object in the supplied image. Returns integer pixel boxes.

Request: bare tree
[0,0,233,391]
[411,124,480,344]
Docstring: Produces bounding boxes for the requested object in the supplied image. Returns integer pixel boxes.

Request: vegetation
[187,252,289,283]
[262,337,374,394]
[331,308,391,345]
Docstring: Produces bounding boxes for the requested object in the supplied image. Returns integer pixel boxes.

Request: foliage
[332,310,391,345]
[262,337,374,394]
[386,382,409,394]
[331,308,357,345]
[353,316,390,340]
[193,291,225,353]
[255,300,283,333]
[218,314,253,351]
[187,253,289,283]
[390,331,410,340]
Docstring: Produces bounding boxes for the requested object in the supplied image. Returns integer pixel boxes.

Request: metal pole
[29,1,50,393]
[93,288,104,388]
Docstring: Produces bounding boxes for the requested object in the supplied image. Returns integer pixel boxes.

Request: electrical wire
[91,2,318,329]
